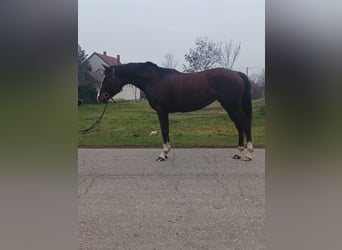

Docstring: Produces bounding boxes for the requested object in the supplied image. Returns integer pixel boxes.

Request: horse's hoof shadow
[232,154,241,159]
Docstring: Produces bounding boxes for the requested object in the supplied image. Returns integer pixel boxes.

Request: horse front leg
[156,110,171,161]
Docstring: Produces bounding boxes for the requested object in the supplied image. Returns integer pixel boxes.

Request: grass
[78,98,265,148]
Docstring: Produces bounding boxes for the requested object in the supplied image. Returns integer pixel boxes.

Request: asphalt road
[79,148,265,250]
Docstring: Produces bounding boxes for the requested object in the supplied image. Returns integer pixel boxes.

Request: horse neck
[117,69,160,92]
[125,73,160,92]
[123,79,146,92]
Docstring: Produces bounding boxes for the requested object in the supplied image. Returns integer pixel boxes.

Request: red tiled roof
[95,52,121,66]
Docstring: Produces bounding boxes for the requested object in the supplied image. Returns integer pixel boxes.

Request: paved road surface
[79,148,265,250]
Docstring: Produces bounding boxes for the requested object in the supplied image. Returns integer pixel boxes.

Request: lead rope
[78,102,109,134]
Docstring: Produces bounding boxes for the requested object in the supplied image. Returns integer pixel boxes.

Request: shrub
[78,83,97,104]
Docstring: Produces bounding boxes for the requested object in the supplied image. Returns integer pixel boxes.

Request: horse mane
[145,62,179,76]
[114,62,179,78]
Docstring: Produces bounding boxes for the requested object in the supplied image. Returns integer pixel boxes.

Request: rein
[78,101,109,134]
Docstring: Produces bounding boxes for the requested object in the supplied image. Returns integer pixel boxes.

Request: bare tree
[162,53,178,69]
[220,40,241,69]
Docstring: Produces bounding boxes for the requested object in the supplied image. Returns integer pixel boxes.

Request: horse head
[97,65,124,103]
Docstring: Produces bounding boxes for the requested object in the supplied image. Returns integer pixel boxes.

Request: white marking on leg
[158,152,167,161]
[158,143,171,161]
[163,143,171,154]
[233,146,244,159]
[247,141,253,153]
[243,141,254,160]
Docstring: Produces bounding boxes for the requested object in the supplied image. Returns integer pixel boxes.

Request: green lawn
[78,98,265,148]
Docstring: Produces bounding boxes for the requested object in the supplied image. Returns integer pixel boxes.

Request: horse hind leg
[242,128,253,161]
[239,113,253,161]
[232,129,244,159]
[242,141,254,161]
[231,128,253,161]
[236,121,253,161]
[238,120,253,161]
[220,102,253,161]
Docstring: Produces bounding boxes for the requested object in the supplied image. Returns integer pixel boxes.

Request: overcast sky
[79,0,264,74]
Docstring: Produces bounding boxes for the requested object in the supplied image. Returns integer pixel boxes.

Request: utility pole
[246,67,249,77]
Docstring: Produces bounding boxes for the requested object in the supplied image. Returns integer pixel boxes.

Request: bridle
[78,82,115,134]
[98,91,116,103]
[98,72,118,103]
[99,68,118,103]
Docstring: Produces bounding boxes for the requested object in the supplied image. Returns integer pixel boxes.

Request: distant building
[85,51,140,101]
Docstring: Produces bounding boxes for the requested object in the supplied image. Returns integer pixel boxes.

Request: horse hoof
[156,157,166,161]
[242,156,252,161]
[232,154,241,159]
[165,155,168,159]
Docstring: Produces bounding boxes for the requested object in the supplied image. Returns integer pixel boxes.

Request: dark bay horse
[98,62,254,161]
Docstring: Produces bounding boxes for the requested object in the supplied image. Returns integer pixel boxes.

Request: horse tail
[237,72,252,124]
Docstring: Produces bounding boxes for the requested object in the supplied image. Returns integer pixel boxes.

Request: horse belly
[169,92,217,112]
[158,74,219,113]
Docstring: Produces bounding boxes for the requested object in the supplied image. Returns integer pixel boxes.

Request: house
[86,51,140,101]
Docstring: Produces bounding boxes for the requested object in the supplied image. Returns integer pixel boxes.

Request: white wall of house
[87,54,106,73]
[114,84,140,101]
